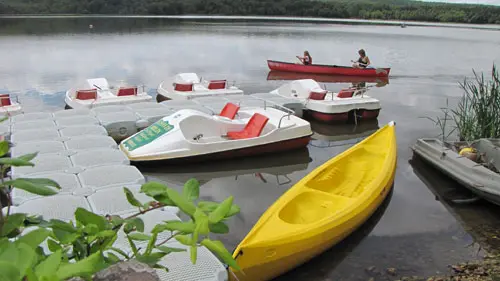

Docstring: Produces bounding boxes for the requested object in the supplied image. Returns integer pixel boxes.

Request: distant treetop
[1,0,500,24]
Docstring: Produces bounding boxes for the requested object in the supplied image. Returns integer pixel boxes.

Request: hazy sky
[421,0,500,5]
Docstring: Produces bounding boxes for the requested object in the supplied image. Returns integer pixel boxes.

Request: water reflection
[267,70,390,87]
[410,155,500,255]
[274,186,394,281]
[141,147,312,186]
[310,119,379,143]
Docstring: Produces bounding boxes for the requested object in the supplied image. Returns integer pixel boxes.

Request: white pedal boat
[156,73,244,102]
[119,102,312,163]
[65,78,152,109]
[270,79,381,123]
[0,93,22,116]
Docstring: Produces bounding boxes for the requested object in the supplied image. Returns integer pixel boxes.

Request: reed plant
[452,64,500,141]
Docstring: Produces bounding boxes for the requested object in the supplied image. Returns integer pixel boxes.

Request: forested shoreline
[1,0,500,24]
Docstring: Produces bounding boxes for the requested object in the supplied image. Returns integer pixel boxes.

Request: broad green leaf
[56,251,106,280]
[226,204,241,217]
[73,238,88,259]
[0,141,9,157]
[15,242,37,278]
[156,246,186,254]
[1,213,26,236]
[145,232,158,255]
[209,221,229,234]
[153,194,174,206]
[25,215,46,227]
[193,227,200,248]
[0,116,8,123]
[166,188,196,216]
[25,267,39,281]
[0,241,18,263]
[127,233,151,241]
[53,228,78,245]
[140,181,168,197]
[201,239,240,270]
[15,228,51,249]
[95,230,116,239]
[175,234,193,246]
[109,247,129,259]
[35,246,46,260]
[197,201,219,213]
[35,250,62,278]
[83,224,99,235]
[123,187,142,208]
[208,196,233,224]
[47,239,62,253]
[106,252,120,264]
[75,208,107,231]
[18,152,38,162]
[199,201,240,217]
[49,219,77,233]
[99,234,118,252]
[3,179,57,196]
[0,157,35,167]
[193,209,209,235]
[183,178,199,201]
[190,245,197,264]
[124,217,144,233]
[164,221,195,233]
[127,236,138,255]
[135,252,167,267]
[0,261,21,281]
[152,263,169,272]
[151,223,169,234]
[17,178,60,190]
[108,215,124,227]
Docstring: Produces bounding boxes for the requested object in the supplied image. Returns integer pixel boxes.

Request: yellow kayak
[229,121,397,281]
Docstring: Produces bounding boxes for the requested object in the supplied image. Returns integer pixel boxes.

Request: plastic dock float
[5,105,229,281]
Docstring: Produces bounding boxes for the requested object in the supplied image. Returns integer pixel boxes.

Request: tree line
[1,0,500,24]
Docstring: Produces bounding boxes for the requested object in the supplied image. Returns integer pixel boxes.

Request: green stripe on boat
[124,119,174,151]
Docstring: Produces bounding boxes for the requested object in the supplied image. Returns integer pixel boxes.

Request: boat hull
[305,108,380,123]
[268,60,390,77]
[128,135,312,165]
[412,138,500,207]
[267,71,390,85]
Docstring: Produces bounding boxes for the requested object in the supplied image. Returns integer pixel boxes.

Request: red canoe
[267,60,391,77]
[266,70,389,85]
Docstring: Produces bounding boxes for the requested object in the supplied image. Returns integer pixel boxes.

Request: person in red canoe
[352,49,371,68]
[296,51,312,65]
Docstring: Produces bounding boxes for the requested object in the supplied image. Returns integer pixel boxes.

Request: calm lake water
[2,17,500,280]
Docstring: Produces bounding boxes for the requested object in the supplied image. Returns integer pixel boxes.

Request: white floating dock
[5,103,229,281]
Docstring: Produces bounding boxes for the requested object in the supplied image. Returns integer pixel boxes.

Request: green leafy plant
[424,63,500,143]
[452,64,500,141]
[0,117,240,281]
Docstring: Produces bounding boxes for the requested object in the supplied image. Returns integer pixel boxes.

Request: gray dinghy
[412,138,500,206]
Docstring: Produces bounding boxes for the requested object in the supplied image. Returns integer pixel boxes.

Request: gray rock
[93,260,160,281]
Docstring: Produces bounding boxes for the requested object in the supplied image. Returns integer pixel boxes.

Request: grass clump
[453,64,500,141]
